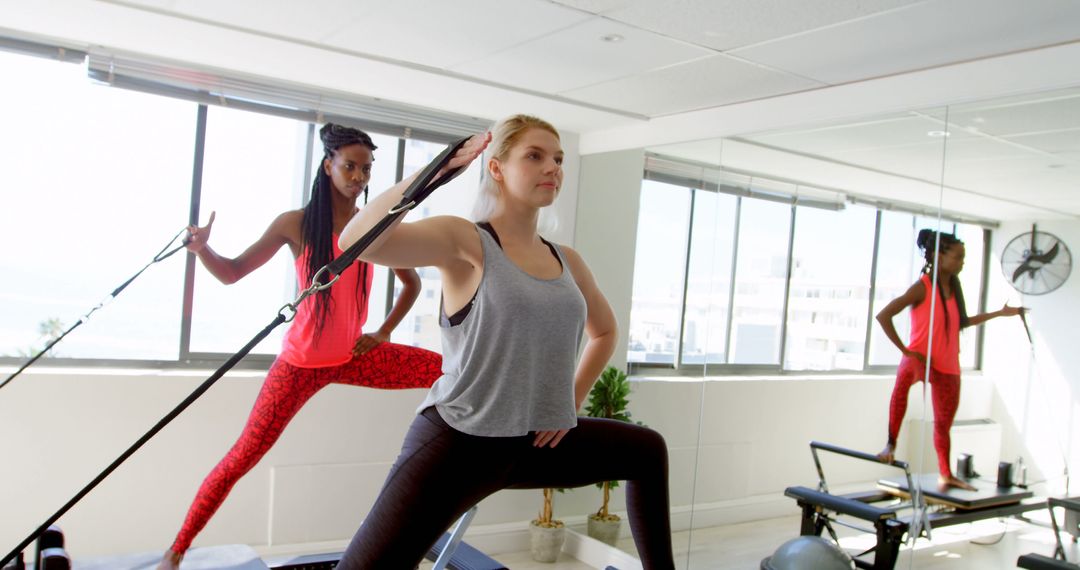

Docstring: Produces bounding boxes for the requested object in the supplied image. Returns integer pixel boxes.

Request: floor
[77,511,1076,569]
[421,512,1078,569]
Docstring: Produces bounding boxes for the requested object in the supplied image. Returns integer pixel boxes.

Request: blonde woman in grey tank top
[336,115,674,569]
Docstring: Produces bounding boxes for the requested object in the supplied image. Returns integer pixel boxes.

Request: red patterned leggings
[169,342,441,555]
[886,356,962,478]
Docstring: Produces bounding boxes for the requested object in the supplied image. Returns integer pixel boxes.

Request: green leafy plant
[16,317,65,358]
[584,366,639,522]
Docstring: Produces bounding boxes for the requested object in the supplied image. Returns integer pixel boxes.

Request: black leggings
[338,407,675,569]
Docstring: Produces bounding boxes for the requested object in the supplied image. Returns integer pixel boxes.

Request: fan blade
[1012,260,1033,284]
[1030,241,1060,264]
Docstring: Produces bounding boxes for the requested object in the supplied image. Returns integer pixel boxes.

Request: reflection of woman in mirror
[875,229,1023,490]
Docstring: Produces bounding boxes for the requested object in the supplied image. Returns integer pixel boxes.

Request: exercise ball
[760,536,855,570]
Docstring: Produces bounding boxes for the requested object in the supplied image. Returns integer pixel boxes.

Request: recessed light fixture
[601,33,624,43]
[927,130,951,137]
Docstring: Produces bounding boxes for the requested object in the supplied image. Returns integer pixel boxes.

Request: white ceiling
[3,0,1080,218]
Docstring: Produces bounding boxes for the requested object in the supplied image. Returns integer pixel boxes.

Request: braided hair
[916,228,970,338]
[302,123,377,341]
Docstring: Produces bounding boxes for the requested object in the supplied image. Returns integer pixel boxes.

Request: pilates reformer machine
[784,441,1047,569]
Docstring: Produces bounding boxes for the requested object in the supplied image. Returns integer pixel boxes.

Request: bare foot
[939,475,977,491]
[156,549,182,570]
[876,443,895,464]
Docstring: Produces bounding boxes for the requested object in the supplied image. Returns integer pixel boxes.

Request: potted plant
[583,366,638,546]
[529,487,565,562]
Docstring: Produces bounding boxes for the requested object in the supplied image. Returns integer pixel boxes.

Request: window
[0,51,195,360]
[784,205,876,370]
[188,107,310,356]
[729,198,791,365]
[681,191,737,365]
[627,181,692,365]
[0,45,483,368]
[868,210,922,366]
[954,222,986,368]
[391,139,483,352]
[628,167,993,375]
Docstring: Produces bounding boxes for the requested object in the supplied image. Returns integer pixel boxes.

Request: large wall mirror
[606,85,1079,567]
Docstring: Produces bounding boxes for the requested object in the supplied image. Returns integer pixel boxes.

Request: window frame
[628,168,994,378]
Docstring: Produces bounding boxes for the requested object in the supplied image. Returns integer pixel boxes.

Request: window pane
[390,138,482,352]
[784,205,876,370]
[681,190,736,365]
[0,51,194,360]
[869,211,921,366]
[729,198,791,364]
[955,223,985,368]
[627,181,691,364]
[188,107,311,355]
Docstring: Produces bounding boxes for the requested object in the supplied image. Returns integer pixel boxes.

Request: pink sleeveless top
[279,236,375,368]
[907,274,961,374]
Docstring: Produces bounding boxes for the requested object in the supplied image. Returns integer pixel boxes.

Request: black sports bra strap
[477,221,560,262]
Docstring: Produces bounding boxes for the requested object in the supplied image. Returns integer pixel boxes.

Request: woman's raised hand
[185,211,216,253]
[436,132,491,181]
[1000,304,1026,317]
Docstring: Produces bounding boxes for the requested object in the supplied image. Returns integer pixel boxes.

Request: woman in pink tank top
[875,229,1023,490]
[157,124,443,570]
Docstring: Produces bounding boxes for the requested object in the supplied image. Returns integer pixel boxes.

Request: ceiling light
[600,34,624,43]
[927,130,951,137]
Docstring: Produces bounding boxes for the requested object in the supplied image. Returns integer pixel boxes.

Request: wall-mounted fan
[1001,225,1072,295]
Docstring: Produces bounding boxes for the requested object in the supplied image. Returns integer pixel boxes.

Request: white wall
[573,148,645,371]
[982,220,1079,495]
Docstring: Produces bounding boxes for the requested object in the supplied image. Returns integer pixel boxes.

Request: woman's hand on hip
[533,429,570,449]
[903,349,926,363]
[352,330,389,356]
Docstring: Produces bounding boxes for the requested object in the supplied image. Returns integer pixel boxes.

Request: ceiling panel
[561,54,824,116]
[157,0,365,42]
[835,142,953,180]
[729,0,1080,85]
[747,114,970,155]
[934,137,1041,162]
[997,131,1080,155]
[588,0,926,51]
[546,0,632,13]
[449,16,713,93]
[946,95,1080,137]
[320,0,592,68]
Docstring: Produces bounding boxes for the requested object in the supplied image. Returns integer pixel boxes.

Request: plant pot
[529,520,565,563]
[586,513,621,546]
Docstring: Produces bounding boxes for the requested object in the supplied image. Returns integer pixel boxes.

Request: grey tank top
[418,226,587,437]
